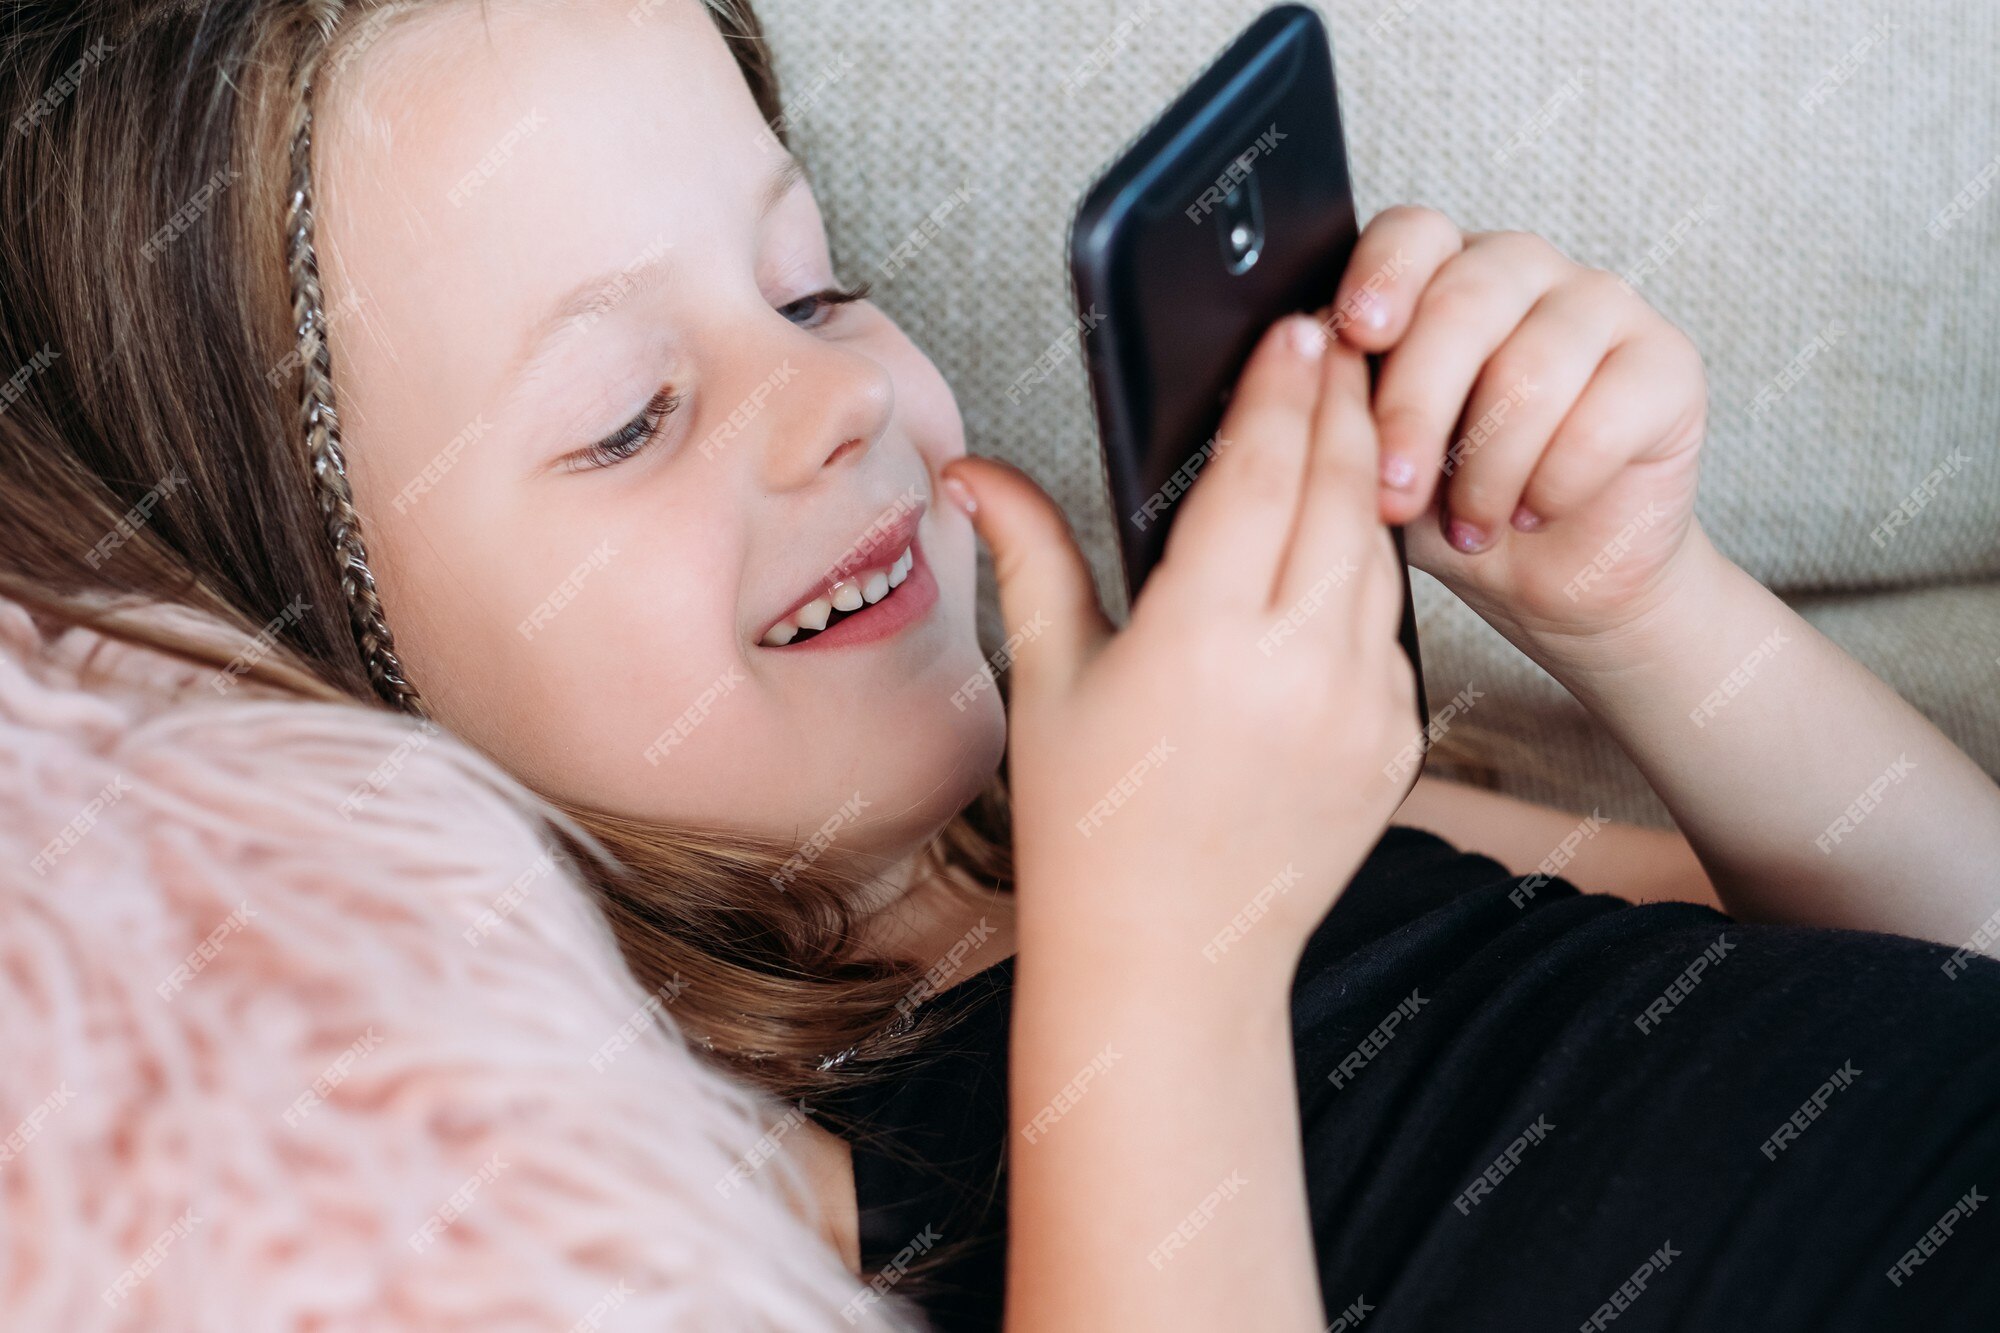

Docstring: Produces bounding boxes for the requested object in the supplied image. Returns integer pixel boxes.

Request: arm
[947,323,1423,1331]
[1322,206,1998,950]
[1008,938,1320,1332]
[1506,521,2000,945]
[1395,772,1722,910]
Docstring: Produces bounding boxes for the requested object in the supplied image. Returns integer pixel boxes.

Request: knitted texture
[755,0,2000,821]
[0,595,916,1331]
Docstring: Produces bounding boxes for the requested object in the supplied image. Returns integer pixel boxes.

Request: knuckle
[1230,437,1300,508]
[1666,331,1711,398]
[1213,397,1289,456]
[1379,204,1459,249]
[1416,266,1507,325]
[1447,472,1506,518]
[1223,375,1308,436]
[1374,399,1439,452]
[1570,264,1634,308]
[1671,384,1710,447]
[1523,463,1588,516]
[1481,345,1549,399]
[1498,229,1566,267]
[1555,418,1624,468]
[1308,437,1375,501]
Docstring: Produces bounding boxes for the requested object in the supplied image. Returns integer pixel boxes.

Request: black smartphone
[1067,2,1428,742]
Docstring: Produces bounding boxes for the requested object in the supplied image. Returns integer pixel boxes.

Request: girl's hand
[949,316,1414,1333]
[1334,206,1711,652]
[941,315,1418,993]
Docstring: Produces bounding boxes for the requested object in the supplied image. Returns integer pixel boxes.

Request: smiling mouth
[759,539,917,646]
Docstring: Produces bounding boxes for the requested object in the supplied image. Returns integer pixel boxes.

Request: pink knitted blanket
[0,594,914,1330]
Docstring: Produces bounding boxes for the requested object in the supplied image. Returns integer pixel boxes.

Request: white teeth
[760,543,916,645]
[795,597,832,631]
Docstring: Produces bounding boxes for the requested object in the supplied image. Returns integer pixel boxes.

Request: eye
[776,279,872,328]
[564,386,684,473]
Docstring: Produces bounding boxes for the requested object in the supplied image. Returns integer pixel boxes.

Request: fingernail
[942,473,978,516]
[1289,315,1327,359]
[1510,504,1542,532]
[1381,454,1416,490]
[1446,519,1488,553]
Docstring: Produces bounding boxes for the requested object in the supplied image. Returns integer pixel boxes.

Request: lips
[756,498,928,646]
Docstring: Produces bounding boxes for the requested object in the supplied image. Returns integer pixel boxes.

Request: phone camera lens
[1216,172,1263,274]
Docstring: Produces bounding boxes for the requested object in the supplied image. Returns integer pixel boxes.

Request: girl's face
[314,0,1006,877]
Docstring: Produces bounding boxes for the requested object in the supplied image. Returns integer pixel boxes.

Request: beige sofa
[755,0,2000,825]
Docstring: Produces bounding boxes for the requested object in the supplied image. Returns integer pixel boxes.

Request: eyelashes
[567,385,685,473]
[780,278,873,324]
[562,281,873,474]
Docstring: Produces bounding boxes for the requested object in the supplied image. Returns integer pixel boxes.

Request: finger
[1324,205,1463,350]
[1271,339,1392,616]
[1153,313,1327,611]
[1518,331,1706,526]
[939,454,1114,697]
[1434,276,1626,552]
[1372,232,1572,525]
[1395,491,1457,577]
[1354,524,1413,659]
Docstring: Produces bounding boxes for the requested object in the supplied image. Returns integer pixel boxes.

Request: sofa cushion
[755,0,1999,822]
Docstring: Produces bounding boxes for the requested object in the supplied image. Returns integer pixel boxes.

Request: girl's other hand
[1333,205,1712,653]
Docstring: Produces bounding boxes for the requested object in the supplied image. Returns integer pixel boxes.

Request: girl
[3,0,1997,1328]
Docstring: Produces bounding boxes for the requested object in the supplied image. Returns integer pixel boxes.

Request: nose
[751,328,895,491]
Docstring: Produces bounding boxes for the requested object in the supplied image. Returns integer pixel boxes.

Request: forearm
[1006,923,1322,1332]
[1509,523,2000,944]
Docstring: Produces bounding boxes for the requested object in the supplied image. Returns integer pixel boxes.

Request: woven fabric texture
[755,0,1999,822]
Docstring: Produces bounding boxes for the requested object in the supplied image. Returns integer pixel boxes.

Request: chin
[847,683,1007,867]
[919,681,1009,828]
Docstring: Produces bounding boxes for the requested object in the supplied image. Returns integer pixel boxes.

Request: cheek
[507,522,759,807]
[364,468,757,815]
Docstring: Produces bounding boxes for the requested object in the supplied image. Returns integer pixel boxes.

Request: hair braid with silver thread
[284,7,429,717]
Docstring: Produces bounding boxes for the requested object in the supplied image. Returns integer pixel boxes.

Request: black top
[814,824,2000,1331]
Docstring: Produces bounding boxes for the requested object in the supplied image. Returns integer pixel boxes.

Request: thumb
[940,454,1114,696]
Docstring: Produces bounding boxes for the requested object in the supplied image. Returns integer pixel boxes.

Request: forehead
[312,0,774,389]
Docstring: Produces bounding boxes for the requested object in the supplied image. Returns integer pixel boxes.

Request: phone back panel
[1069,3,1428,740]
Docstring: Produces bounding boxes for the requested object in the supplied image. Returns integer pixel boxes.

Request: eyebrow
[508,149,810,382]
